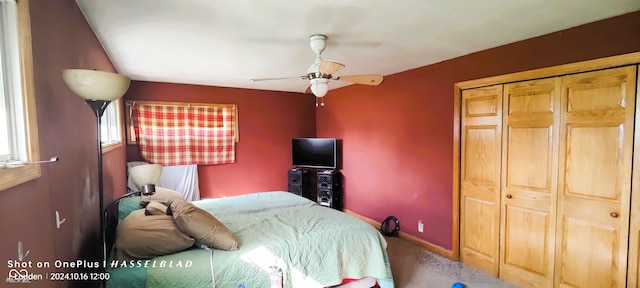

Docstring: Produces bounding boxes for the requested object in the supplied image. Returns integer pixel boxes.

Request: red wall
[317,11,640,250]
[0,1,127,286]
[124,82,316,198]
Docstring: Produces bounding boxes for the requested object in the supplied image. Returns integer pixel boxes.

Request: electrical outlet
[418,220,424,233]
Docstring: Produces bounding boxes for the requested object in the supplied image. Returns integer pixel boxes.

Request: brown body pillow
[115,209,195,260]
[140,187,184,206]
[170,199,238,251]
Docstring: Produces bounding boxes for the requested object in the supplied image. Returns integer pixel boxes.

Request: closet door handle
[610,212,618,218]
[506,194,512,199]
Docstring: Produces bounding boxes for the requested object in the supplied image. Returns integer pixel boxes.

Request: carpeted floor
[385,237,517,288]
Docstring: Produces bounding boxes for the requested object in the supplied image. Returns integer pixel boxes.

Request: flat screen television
[292,138,340,169]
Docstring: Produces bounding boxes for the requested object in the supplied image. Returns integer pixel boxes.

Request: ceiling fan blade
[250,76,307,82]
[304,85,312,94]
[334,75,384,86]
[319,60,345,75]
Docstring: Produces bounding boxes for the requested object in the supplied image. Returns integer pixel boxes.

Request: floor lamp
[129,163,162,196]
[62,69,131,287]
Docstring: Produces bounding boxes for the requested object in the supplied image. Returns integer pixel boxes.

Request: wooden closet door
[460,85,503,276]
[499,78,560,287]
[555,66,637,288]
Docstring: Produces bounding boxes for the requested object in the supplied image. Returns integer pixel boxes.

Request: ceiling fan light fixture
[249,34,383,99]
[310,78,328,97]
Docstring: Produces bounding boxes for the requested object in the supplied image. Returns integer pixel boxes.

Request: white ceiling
[76,0,640,95]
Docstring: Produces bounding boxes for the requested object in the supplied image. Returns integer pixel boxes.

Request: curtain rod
[125,100,236,109]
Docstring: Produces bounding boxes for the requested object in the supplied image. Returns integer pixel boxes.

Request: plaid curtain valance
[132,103,236,166]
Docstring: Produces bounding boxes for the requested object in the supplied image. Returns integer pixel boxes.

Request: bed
[105,191,394,288]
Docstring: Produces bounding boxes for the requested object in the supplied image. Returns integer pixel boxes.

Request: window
[0,76,10,161]
[100,99,122,152]
[0,0,40,191]
[0,0,22,163]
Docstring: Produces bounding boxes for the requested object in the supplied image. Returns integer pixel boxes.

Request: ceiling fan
[250,34,384,105]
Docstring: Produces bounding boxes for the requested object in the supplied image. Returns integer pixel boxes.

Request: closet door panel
[499,78,560,287]
[460,85,503,276]
[565,125,624,200]
[555,66,637,288]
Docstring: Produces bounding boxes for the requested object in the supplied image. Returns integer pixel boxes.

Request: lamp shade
[62,69,131,101]
[129,164,162,187]
[310,78,329,97]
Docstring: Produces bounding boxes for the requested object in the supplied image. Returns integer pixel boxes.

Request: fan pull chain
[320,98,325,106]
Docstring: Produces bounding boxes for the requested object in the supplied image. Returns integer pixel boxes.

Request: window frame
[0,0,41,191]
[101,98,123,153]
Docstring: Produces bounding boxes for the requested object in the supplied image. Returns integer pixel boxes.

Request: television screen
[292,138,339,169]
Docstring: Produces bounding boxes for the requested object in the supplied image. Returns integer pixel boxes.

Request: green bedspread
[107,191,394,288]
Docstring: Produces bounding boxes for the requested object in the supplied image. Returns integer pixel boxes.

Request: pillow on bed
[169,199,238,251]
[145,201,168,215]
[115,209,195,260]
[140,187,184,207]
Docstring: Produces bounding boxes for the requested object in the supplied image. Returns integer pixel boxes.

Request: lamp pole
[62,69,131,288]
[85,99,111,288]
